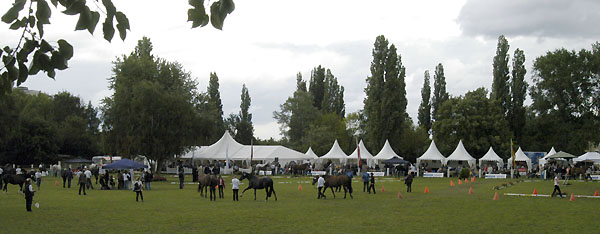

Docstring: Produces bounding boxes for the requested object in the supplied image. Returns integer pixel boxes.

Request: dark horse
[239,172,277,201]
[2,171,35,193]
[312,175,353,199]
[197,173,217,198]
[292,163,310,176]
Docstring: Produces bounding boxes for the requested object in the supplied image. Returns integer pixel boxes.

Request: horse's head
[311,176,318,185]
[239,172,249,181]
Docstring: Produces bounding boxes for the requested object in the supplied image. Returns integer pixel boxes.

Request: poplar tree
[432,63,448,121]
[418,70,432,133]
[491,35,511,116]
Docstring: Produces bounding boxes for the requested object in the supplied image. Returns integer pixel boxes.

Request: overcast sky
[2,0,599,140]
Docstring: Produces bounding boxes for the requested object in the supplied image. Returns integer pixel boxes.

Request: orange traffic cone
[468,187,473,194]
[397,192,403,199]
[570,193,575,202]
[533,188,538,195]
[381,185,385,192]
[493,191,499,200]
[55,180,59,186]
[594,189,599,196]
[471,177,475,182]
[450,180,455,186]
[424,186,429,193]
[298,184,302,191]
[464,178,468,183]
[458,179,462,185]
[216,185,219,189]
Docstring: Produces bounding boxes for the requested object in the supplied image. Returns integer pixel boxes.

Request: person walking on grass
[85,167,94,190]
[551,175,563,198]
[217,175,225,199]
[144,170,153,190]
[66,167,73,188]
[231,175,240,201]
[24,178,35,212]
[179,169,185,189]
[368,173,376,194]
[78,171,87,195]
[405,173,413,192]
[317,175,326,199]
[362,172,369,192]
[133,177,143,202]
[35,170,42,190]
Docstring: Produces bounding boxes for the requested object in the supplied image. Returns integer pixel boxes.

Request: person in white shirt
[231,176,240,201]
[551,175,563,198]
[16,167,22,175]
[35,170,42,190]
[123,172,129,190]
[317,175,326,199]
[84,168,94,190]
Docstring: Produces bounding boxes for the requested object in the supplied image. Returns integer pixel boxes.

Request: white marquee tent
[347,140,375,167]
[416,140,447,169]
[373,140,402,163]
[508,147,532,172]
[320,140,348,164]
[478,146,504,168]
[574,152,600,163]
[445,140,476,168]
[181,131,310,164]
[539,147,564,166]
[305,147,319,161]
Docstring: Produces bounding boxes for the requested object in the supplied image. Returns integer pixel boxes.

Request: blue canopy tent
[102,158,148,170]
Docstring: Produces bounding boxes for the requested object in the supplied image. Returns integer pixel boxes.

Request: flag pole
[511,139,515,179]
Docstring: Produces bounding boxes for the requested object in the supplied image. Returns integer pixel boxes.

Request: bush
[459,168,470,179]
[152,175,167,181]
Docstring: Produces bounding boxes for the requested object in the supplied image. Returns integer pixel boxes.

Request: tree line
[1,35,598,168]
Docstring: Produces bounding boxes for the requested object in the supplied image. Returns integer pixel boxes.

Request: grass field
[1,174,599,233]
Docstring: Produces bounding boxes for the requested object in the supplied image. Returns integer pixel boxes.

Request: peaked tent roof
[102,158,148,169]
[417,140,446,164]
[545,151,576,159]
[510,147,532,171]
[383,156,409,165]
[306,147,319,159]
[574,152,600,163]
[479,147,504,167]
[446,140,476,167]
[543,147,557,159]
[321,140,348,161]
[348,140,374,159]
[196,131,245,160]
[373,140,402,160]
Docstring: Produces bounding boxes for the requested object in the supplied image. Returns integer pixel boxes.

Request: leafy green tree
[431,63,448,121]
[364,35,409,153]
[418,70,432,133]
[398,123,431,163]
[303,113,352,156]
[491,35,511,116]
[102,37,198,171]
[234,84,254,144]
[206,72,225,141]
[1,0,235,95]
[527,43,600,154]
[273,74,319,149]
[509,48,527,144]
[308,66,345,116]
[432,88,511,157]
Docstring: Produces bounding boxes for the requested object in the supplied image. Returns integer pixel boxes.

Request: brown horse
[312,175,353,199]
[292,163,310,176]
[197,173,217,198]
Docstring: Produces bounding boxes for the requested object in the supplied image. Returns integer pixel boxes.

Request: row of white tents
[182,132,600,170]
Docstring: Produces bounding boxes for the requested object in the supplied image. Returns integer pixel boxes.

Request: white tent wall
[508,147,532,172]
[320,140,348,165]
[347,140,375,168]
[416,140,447,176]
[373,140,402,165]
[478,147,504,168]
[445,140,476,168]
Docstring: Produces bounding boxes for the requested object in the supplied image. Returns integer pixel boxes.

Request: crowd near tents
[177,131,599,176]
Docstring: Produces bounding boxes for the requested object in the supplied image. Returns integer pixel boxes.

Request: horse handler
[317,175,326,199]
[24,178,35,212]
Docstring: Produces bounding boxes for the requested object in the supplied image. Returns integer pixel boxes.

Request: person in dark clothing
[217,175,225,199]
[178,170,184,189]
[24,178,35,212]
[209,182,217,201]
[368,173,376,194]
[61,169,67,188]
[204,165,211,175]
[144,170,153,190]
[66,169,73,188]
[212,166,219,175]
[362,172,369,192]
[192,167,198,182]
[78,172,87,195]
[405,173,413,192]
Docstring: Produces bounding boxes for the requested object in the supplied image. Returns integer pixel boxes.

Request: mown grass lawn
[1,174,599,233]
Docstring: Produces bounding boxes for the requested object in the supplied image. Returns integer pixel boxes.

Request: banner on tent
[485,174,507,179]
[258,170,272,175]
[591,175,600,180]
[310,171,326,176]
[423,172,444,178]
[371,172,386,177]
